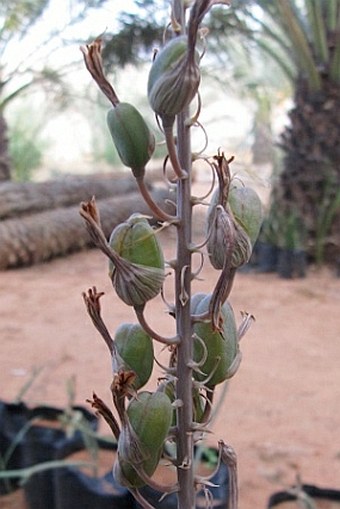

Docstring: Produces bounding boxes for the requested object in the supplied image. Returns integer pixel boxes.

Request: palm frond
[330,8,340,82]
[276,0,321,90]
[305,0,329,64]
[326,0,339,32]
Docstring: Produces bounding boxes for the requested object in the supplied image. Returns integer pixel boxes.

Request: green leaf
[305,0,329,64]
[276,0,321,90]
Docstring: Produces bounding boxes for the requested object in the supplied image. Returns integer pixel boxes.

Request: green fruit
[109,213,164,273]
[108,214,165,307]
[147,36,200,118]
[228,183,263,245]
[147,36,188,97]
[206,200,251,270]
[192,293,239,388]
[114,441,160,489]
[206,184,262,270]
[107,102,155,177]
[114,323,154,390]
[208,185,263,247]
[127,392,172,451]
[114,391,172,488]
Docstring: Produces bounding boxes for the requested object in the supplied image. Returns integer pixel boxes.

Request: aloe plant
[80,1,263,508]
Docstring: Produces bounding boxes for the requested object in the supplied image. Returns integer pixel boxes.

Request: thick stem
[171,2,196,506]
[175,110,195,508]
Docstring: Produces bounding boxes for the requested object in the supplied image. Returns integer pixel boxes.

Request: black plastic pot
[136,448,229,509]
[268,484,340,508]
[53,444,229,509]
[255,242,280,273]
[0,400,31,495]
[22,405,98,509]
[277,249,307,279]
[54,439,134,509]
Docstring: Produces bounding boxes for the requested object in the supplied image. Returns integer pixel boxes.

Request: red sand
[1,220,340,509]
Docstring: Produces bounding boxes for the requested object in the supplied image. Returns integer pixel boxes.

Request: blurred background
[1,0,339,271]
[1,3,340,509]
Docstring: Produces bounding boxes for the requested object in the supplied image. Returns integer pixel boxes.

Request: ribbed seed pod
[107,102,155,178]
[109,214,164,270]
[114,391,173,488]
[192,293,239,388]
[228,183,263,245]
[148,37,188,94]
[207,204,252,270]
[147,36,200,119]
[109,214,165,306]
[114,323,154,390]
[207,184,262,270]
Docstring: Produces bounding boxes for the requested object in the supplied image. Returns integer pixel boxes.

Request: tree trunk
[0,174,142,219]
[0,111,11,182]
[0,188,171,269]
[278,75,340,263]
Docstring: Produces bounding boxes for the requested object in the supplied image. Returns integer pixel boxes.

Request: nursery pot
[0,400,31,495]
[136,447,229,509]
[54,439,134,509]
[22,404,98,509]
[254,242,280,273]
[277,249,307,279]
[268,483,340,509]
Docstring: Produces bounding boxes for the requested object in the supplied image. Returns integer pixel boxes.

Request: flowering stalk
[173,78,196,509]
[79,1,264,508]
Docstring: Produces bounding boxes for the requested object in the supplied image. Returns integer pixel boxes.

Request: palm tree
[271,1,340,265]
[212,0,340,264]
[277,0,340,263]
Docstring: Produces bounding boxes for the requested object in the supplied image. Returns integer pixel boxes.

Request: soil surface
[1,205,340,509]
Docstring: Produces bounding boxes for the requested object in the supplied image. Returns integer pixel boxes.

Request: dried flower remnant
[80,200,165,307]
[80,38,119,106]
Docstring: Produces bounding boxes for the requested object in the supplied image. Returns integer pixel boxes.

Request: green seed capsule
[114,323,154,390]
[207,184,262,270]
[107,102,155,178]
[114,438,160,489]
[192,293,239,388]
[114,391,172,488]
[207,203,252,270]
[147,36,200,118]
[127,392,172,451]
[228,183,263,245]
[109,214,164,272]
[147,37,188,97]
[109,214,165,306]
[208,185,263,246]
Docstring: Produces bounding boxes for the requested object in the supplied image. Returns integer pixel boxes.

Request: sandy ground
[1,210,340,509]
